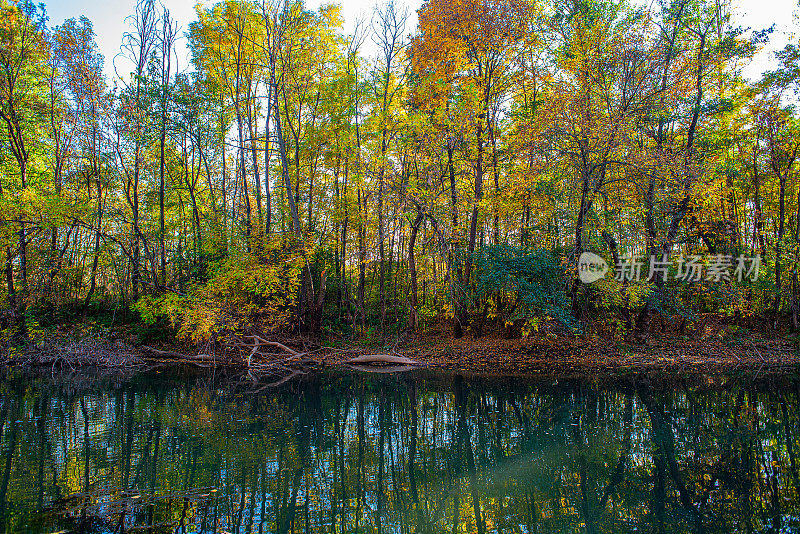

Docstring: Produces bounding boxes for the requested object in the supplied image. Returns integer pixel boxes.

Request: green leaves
[470,244,576,330]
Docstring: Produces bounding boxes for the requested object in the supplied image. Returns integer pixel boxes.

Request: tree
[411,0,531,336]
[117,0,157,301]
[0,0,48,334]
[157,9,177,286]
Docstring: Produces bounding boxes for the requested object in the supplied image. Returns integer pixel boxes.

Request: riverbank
[389,334,800,378]
[5,327,799,381]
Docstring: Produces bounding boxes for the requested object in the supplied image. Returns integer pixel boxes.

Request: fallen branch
[247,336,304,357]
[140,346,213,362]
[235,335,308,367]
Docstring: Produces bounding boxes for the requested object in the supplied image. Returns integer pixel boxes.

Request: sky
[41,0,797,84]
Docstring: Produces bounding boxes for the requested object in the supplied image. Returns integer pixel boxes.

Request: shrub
[135,243,306,344]
[470,245,576,332]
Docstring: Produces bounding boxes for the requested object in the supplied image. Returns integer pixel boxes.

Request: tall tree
[0,0,48,333]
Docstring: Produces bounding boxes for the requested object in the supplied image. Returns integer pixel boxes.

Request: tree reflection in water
[0,371,798,533]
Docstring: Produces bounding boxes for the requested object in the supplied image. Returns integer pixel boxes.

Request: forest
[0,0,798,352]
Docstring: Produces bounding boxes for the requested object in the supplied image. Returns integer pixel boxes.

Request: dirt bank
[5,331,799,380]
[383,335,800,378]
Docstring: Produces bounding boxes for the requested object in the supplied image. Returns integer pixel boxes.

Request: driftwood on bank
[344,354,422,368]
[140,346,212,360]
[13,333,423,386]
[17,339,146,371]
[140,336,315,379]
[346,364,420,374]
[228,335,322,386]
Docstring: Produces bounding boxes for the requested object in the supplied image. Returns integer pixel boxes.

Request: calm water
[0,370,798,533]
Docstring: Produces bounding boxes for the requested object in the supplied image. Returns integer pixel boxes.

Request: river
[0,370,798,533]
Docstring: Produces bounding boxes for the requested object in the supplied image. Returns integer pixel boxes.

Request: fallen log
[344,354,421,367]
[246,336,304,357]
[346,364,419,374]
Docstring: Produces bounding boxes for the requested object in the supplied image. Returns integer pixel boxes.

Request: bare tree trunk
[233,16,252,247]
[247,80,263,229]
[466,121,483,289]
[490,104,500,245]
[273,88,300,238]
[84,125,103,314]
[274,78,317,331]
[408,212,423,331]
[183,136,203,266]
[158,10,176,287]
[341,159,350,317]
[776,173,786,326]
[17,165,28,337]
[793,185,800,330]
[447,143,464,338]
[264,81,273,234]
[358,187,367,331]
[752,146,765,255]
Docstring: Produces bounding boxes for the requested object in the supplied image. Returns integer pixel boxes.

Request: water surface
[0,370,798,533]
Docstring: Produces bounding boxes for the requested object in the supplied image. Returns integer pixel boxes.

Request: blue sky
[41,0,797,84]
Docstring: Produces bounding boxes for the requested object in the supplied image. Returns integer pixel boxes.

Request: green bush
[469,245,576,332]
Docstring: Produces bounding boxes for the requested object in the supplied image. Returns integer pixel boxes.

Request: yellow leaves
[135,243,306,344]
[318,4,342,30]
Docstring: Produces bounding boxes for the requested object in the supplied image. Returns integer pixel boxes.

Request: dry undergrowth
[16,338,146,371]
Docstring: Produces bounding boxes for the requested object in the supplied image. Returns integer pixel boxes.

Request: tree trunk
[234,24,252,247]
[84,161,103,314]
[448,143,464,338]
[776,173,786,326]
[408,212,423,331]
[264,81,273,235]
[273,81,316,332]
[248,81,263,230]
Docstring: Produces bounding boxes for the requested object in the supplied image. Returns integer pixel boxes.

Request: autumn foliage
[0,0,796,348]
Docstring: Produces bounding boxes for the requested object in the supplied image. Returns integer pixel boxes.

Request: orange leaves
[410,0,535,114]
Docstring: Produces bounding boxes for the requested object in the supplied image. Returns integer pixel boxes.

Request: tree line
[0,0,798,345]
